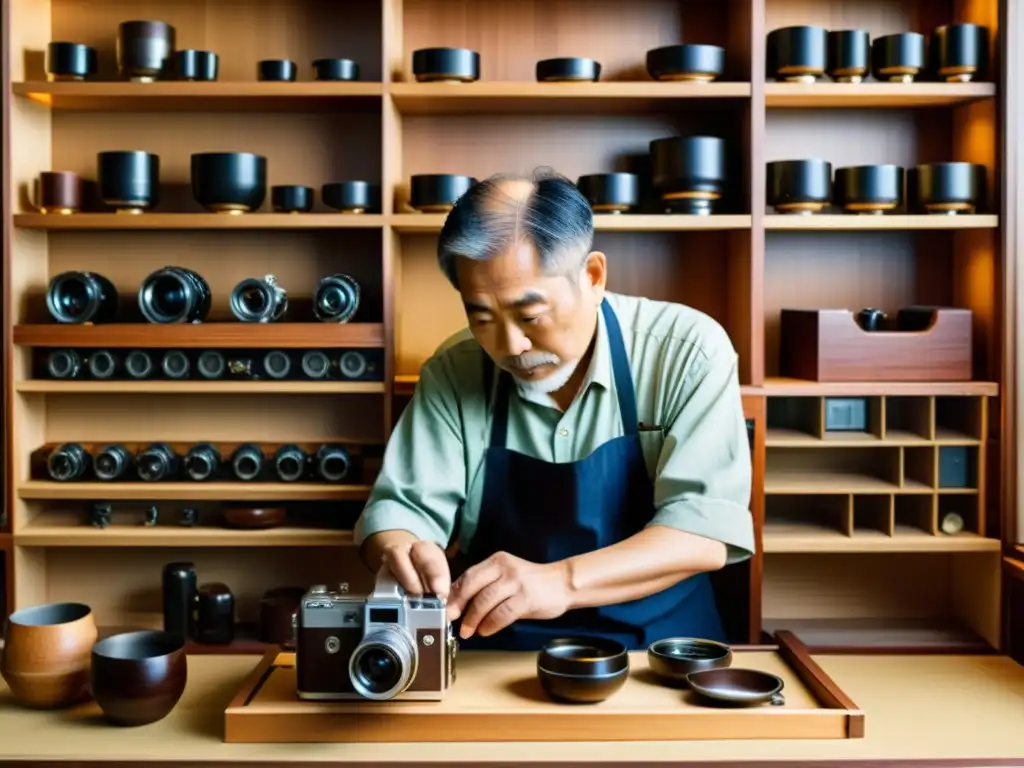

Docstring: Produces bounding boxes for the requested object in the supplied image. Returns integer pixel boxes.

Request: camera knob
[310,584,327,594]
[337,582,349,594]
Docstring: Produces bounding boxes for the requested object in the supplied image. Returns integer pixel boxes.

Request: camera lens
[274,444,308,482]
[315,444,350,482]
[301,350,331,379]
[313,274,361,323]
[46,349,82,379]
[137,442,179,481]
[125,350,154,379]
[338,351,368,379]
[230,275,288,323]
[184,442,221,481]
[46,271,119,324]
[349,626,415,700]
[161,350,191,379]
[355,647,402,694]
[87,350,119,379]
[139,266,212,324]
[197,350,226,379]
[47,442,90,481]
[94,444,132,481]
[261,350,291,379]
[231,443,263,481]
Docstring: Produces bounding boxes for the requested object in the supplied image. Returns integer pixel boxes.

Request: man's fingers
[409,541,451,599]
[476,592,528,637]
[447,558,501,618]
[383,546,427,596]
[458,577,517,638]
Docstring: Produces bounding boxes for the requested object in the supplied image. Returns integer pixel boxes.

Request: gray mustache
[503,352,561,370]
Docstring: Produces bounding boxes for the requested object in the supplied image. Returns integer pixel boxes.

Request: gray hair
[436,169,595,288]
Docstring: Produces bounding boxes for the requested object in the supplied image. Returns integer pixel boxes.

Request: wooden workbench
[0,653,1021,765]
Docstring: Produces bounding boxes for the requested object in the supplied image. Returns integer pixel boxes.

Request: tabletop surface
[0,652,1022,764]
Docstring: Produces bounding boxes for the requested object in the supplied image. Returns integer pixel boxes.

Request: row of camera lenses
[40,347,381,382]
[48,269,361,325]
[46,442,354,484]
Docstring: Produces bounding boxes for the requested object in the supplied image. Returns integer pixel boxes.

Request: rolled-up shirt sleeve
[352,361,465,549]
[648,342,754,565]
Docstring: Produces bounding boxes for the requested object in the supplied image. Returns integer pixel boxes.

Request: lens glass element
[354,646,402,695]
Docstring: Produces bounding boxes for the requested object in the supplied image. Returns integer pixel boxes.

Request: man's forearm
[359,529,420,572]
[560,525,728,611]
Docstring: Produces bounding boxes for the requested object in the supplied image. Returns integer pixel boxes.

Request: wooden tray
[224,630,864,743]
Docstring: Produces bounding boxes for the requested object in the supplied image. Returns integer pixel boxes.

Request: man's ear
[583,251,608,295]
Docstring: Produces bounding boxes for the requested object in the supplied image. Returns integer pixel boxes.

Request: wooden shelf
[13,323,384,349]
[764,472,933,494]
[766,427,981,447]
[16,482,372,502]
[14,380,385,395]
[15,524,355,547]
[761,618,993,653]
[11,81,383,112]
[760,378,999,397]
[390,213,752,233]
[13,213,385,230]
[388,81,751,114]
[765,82,996,108]
[765,214,998,231]
[763,522,1000,554]
[98,624,274,655]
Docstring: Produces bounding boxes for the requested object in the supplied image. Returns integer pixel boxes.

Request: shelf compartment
[389,82,751,115]
[14,380,385,395]
[760,378,998,397]
[938,494,981,536]
[764,215,998,230]
[13,213,386,230]
[885,396,934,441]
[903,446,937,490]
[766,395,885,445]
[13,324,384,349]
[765,447,915,494]
[935,396,985,441]
[389,213,753,233]
[765,82,996,109]
[17,482,372,502]
[12,82,384,112]
[762,551,1002,652]
[853,495,893,537]
[894,495,937,537]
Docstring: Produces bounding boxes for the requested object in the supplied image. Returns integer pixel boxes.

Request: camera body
[295,568,456,701]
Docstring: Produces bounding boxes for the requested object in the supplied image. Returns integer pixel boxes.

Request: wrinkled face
[456,240,606,393]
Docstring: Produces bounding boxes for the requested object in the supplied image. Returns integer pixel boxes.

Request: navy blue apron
[454,298,725,651]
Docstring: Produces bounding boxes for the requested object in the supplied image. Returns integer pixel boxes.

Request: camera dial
[349,624,418,701]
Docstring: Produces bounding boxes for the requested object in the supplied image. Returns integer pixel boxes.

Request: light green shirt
[353,291,755,565]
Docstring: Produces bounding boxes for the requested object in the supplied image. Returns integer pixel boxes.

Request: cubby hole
[894,494,936,536]
[764,0,998,84]
[765,446,900,492]
[764,231,998,381]
[766,396,821,440]
[938,494,980,536]
[394,230,754,381]
[903,446,936,489]
[937,445,978,490]
[764,494,852,538]
[935,396,984,441]
[43,0,384,83]
[761,550,1001,652]
[853,494,893,536]
[398,0,753,83]
[886,396,933,441]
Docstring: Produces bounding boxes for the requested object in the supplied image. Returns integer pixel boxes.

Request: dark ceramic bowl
[645,44,724,83]
[412,47,480,83]
[409,174,476,212]
[117,21,175,82]
[767,158,832,214]
[536,57,601,82]
[272,185,314,213]
[259,59,296,82]
[908,162,985,215]
[36,171,82,214]
[174,50,218,81]
[767,25,827,82]
[647,637,732,685]
[91,630,187,726]
[834,164,904,214]
[649,135,726,215]
[576,173,639,213]
[97,151,160,213]
[313,58,359,81]
[191,152,267,214]
[322,181,373,213]
[46,42,97,81]
[827,30,870,83]
[872,33,926,83]
[932,23,989,83]
[537,636,630,704]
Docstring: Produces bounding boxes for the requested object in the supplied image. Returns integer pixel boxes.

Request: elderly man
[353,170,754,651]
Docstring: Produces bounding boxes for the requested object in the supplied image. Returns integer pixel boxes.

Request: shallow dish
[685,667,785,707]
[647,636,732,684]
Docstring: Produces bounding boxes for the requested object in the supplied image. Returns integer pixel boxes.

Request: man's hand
[445,552,572,639]
[381,539,452,599]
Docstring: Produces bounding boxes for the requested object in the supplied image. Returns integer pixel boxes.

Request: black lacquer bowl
[412,47,480,83]
[767,26,827,82]
[191,153,268,214]
[97,151,160,214]
[271,185,314,213]
[537,636,630,704]
[576,173,639,213]
[646,44,724,83]
[932,23,989,83]
[872,33,926,83]
[259,59,296,82]
[409,174,476,213]
[908,162,985,215]
[536,57,600,82]
[647,637,733,685]
[117,21,175,82]
[313,58,359,81]
[46,42,97,82]
[827,30,870,83]
[834,165,904,214]
[91,630,187,727]
[650,136,726,215]
[174,50,218,81]
[767,159,832,214]
[322,181,373,213]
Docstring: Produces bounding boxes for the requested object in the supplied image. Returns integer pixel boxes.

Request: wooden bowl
[222,506,286,528]
[647,637,732,685]
[536,636,629,704]
[0,602,98,708]
[91,630,187,726]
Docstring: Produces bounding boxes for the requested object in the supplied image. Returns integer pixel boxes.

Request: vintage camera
[295,567,457,701]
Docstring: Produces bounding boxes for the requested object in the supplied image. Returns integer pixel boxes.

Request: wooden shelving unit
[2,0,1018,656]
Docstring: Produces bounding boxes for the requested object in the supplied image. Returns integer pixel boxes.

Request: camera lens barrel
[197,350,226,379]
[137,442,179,481]
[125,350,155,379]
[87,349,119,379]
[139,266,212,324]
[94,443,132,481]
[301,350,331,379]
[230,274,288,323]
[231,443,264,481]
[349,626,416,700]
[274,444,308,482]
[316,443,351,481]
[46,349,83,379]
[47,442,91,481]
[184,442,221,481]
[313,274,361,323]
[161,350,191,379]
[338,351,368,379]
[262,350,291,379]
[47,270,119,324]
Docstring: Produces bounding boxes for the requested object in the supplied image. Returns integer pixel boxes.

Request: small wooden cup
[35,171,82,214]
